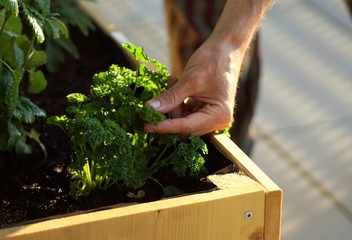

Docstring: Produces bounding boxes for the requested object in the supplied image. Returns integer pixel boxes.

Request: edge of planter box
[0,133,282,240]
[210,133,283,240]
[0,180,266,240]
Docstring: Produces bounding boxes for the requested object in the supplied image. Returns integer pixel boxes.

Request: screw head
[245,211,254,220]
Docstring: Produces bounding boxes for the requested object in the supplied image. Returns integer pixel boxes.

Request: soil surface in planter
[0,27,232,228]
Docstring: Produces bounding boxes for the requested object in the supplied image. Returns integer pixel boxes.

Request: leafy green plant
[48,44,208,197]
[0,0,68,154]
[45,0,96,72]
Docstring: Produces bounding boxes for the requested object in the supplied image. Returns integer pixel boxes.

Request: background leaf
[0,0,19,16]
[55,36,79,57]
[0,35,24,69]
[44,15,69,39]
[24,128,47,159]
[28,70,47,94]
[45,17,61,39]
[20,2,45,43]
[26,49,47,69]
[13,94,45,123]
[44,37,65,72]
[12,40,24,69]
[2,14,22,34]
[0,68,14,114]
[33,0,51,14]
[60,5,95,36]
[7,119,22,149]
[15,134,32,154]
[0,68,21,116]
[0,51,2,77]
[50,16,68,38]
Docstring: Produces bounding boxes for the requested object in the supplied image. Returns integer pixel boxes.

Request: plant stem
[0,11,9,38]
[24,130,48,159]
[149,177,163,190]
[153,144,171,167]
[0,59,14,72]
[22,34,36,69]
[103,179,116,191]
[150,146,174,173]
[156,154,173,169]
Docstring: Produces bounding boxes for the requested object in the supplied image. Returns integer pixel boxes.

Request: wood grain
[210,133,283,240]
[1,185,265,240]
[0,132,282,240]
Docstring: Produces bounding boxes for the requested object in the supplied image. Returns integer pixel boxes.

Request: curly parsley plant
[48,44,208,197]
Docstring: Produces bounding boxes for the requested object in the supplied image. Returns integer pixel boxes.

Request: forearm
[145,0,275,136]
[208,0,274,53]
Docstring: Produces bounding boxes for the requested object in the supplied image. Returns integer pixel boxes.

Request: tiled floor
[80,0,352,239]
[252,0,352,238]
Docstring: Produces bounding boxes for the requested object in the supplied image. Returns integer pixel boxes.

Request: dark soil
[0,26,231,228]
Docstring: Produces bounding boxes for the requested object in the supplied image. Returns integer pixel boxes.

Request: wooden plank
[210,133,283,240]
[1,183,265,240]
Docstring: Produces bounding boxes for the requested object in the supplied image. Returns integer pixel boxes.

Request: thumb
[146,76,189,114]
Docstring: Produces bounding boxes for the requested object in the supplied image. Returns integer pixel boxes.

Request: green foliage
[219,118,235,138]
[28,70,46,93]
[44,0,95,72]
[0,0,19,16]
[48,44,208,197]
[66,93,90,103]
[0,0,69,154]
[162,185,185,198]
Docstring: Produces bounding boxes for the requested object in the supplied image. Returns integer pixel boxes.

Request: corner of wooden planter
[210,133,283,240]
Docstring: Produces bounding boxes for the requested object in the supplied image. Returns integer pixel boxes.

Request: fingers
[166,76,183,119]
[166,75,178,88]
[144,113,218,136]
[146,75,189,114]
[144,104,232,136]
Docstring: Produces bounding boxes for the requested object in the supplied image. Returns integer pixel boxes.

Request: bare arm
[145,0,274,136]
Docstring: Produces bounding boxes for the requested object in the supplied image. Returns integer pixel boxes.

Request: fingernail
[147,99,161,109]
[167,75,177,87]
[144,125,156,133]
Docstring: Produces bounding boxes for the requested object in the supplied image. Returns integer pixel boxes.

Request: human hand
[144,40,244,136]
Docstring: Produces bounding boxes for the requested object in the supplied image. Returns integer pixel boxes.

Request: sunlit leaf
[0,0,19,16]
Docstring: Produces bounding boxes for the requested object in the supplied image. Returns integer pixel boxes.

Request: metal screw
[245,211,254,220]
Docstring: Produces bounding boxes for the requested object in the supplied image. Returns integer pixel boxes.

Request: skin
[145,0,275,136]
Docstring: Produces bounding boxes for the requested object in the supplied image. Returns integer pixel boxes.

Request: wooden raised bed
[0,2,282,239]
[0,133,282,240]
